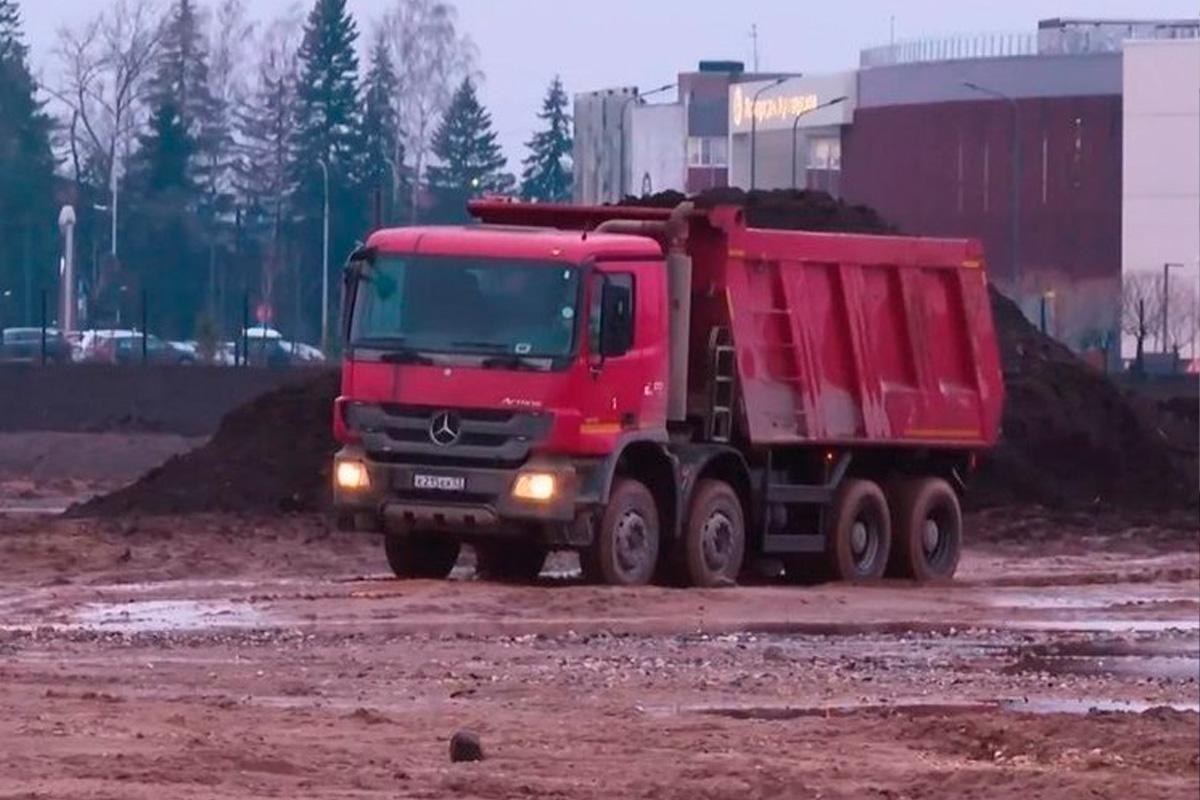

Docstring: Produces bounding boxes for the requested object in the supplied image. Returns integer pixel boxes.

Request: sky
[17,0,1200,168]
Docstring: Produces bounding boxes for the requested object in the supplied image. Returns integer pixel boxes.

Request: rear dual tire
[887,478,962,581]
[475,543,548,583]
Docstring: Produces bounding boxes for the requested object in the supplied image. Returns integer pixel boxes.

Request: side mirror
[599,283,633,357]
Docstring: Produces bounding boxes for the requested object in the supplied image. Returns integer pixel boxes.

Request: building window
[806,136,841,170]
[687,136,728,167]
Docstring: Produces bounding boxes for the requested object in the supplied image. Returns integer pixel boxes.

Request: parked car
[92,332,197,365]
[0,327,72,364]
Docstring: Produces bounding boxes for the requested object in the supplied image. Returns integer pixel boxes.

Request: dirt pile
[72,371,340,517]
[970,290,1197,510]
[623,188,896,234]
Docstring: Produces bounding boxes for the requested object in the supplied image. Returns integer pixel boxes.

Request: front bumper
[333,446,596,535]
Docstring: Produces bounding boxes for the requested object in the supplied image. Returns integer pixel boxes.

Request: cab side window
[589,272,635,354]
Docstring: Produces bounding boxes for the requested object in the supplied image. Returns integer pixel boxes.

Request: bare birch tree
[52,0,165,259]
[379,0,476,222]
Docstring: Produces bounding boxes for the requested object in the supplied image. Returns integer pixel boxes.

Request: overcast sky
[17,0,1200,167]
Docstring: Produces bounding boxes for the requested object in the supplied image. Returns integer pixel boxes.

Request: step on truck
[332,200,1004,586]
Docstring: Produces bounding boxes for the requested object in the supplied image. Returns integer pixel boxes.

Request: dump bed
[469,200,1004,450]
[689,206,1003,448]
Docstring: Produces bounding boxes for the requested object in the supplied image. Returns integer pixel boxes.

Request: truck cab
[334,221,680,584]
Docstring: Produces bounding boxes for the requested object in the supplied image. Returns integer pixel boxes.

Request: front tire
[474,543,547,583]
[384,531,460,579]
[826,479,891,581]
[887,478,962,581]
[680,480,745,587]
[583,478,659,586]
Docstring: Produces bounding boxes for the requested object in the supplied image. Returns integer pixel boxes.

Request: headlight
[512,472,557,502]
[335,460,370,490]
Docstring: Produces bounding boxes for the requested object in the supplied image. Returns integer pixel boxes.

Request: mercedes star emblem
[429,411,461,446]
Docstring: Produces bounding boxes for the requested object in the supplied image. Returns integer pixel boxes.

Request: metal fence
[860,33,1038,68]
[0,289,327,369]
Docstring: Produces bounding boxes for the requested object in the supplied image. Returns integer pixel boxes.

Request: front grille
[347,402,552,467]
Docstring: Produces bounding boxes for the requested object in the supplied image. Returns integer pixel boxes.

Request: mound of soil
[969,290,1197,510]
[71,371,340,517]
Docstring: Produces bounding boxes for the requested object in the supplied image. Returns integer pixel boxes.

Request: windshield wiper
[481,354,545,371]
[353,337,434,365]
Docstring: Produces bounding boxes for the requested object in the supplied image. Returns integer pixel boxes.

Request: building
[1121,37,1200,359]
[726,71,857,195]
[724,18,1197,365]
[573,62,797,204]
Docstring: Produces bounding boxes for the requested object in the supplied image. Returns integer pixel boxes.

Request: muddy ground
[1,508,1197,799]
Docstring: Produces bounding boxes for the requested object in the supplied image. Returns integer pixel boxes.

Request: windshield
[351,255,580,359]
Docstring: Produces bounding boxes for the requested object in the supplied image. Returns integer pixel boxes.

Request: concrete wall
[628,103,686,197]
[1122,38,1200,358]
[573,87,637,204]
[0,364,328,436]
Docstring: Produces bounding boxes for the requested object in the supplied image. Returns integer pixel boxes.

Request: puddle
[1006,635,1200,680]
[659,696,1200,721]
[73,599,267,633]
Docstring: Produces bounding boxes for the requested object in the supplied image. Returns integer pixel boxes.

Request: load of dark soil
[621,188,896,234]
[71,371,340,517]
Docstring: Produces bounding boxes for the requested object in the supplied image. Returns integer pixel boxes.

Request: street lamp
[790,95,848,190]
[318,157,330,355]
[749,76,787,191]
[963,80,1022,293]
[618,82,676,198]
[1163,262,1183,354]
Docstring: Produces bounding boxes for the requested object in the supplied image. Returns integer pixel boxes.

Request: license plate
[413,474,466,492]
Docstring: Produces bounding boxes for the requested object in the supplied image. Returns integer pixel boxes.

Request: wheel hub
[701,511,733,572]
[922,518,942,555]
[614,511,648,574]
[850,517,879,571]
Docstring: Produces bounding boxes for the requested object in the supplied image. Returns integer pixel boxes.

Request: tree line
[0,0,574,346]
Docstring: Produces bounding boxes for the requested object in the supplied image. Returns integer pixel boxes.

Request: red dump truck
[332,200,1003,586]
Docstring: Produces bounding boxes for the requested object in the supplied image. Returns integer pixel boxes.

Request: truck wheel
[887,478,962,581]
[826,479,891,581]
[474,543,548,583]
[583,478,660,586]
[384,531,460,579]
[681,480,745,587]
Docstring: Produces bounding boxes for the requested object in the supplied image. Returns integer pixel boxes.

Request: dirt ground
[0,508,1197,799]
[0,432,204,514]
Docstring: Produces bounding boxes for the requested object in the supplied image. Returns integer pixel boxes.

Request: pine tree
[520,77,572,202]
[359,31,403,224]
[122,100,202,337]
[149,0,216,160]
[0,0,57,325]
[236,19,300,324]
[290,0,362,343]
[427,78,513,222]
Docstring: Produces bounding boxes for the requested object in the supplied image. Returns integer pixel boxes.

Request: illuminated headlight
[512,472,557,502]
[335,460,371,491]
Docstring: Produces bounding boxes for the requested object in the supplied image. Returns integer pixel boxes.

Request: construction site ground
[1,505,1197,799]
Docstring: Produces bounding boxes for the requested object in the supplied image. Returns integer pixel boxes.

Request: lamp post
[749,76,787,191]
[58,205,77,333]
[963,81,1021,293]
[318,157,330,355]
[790,95,848,190]
[618,82,675,199]
[1163,262,1183,354]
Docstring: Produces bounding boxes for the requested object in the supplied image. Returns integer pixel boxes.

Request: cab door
[580,261,669,439]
